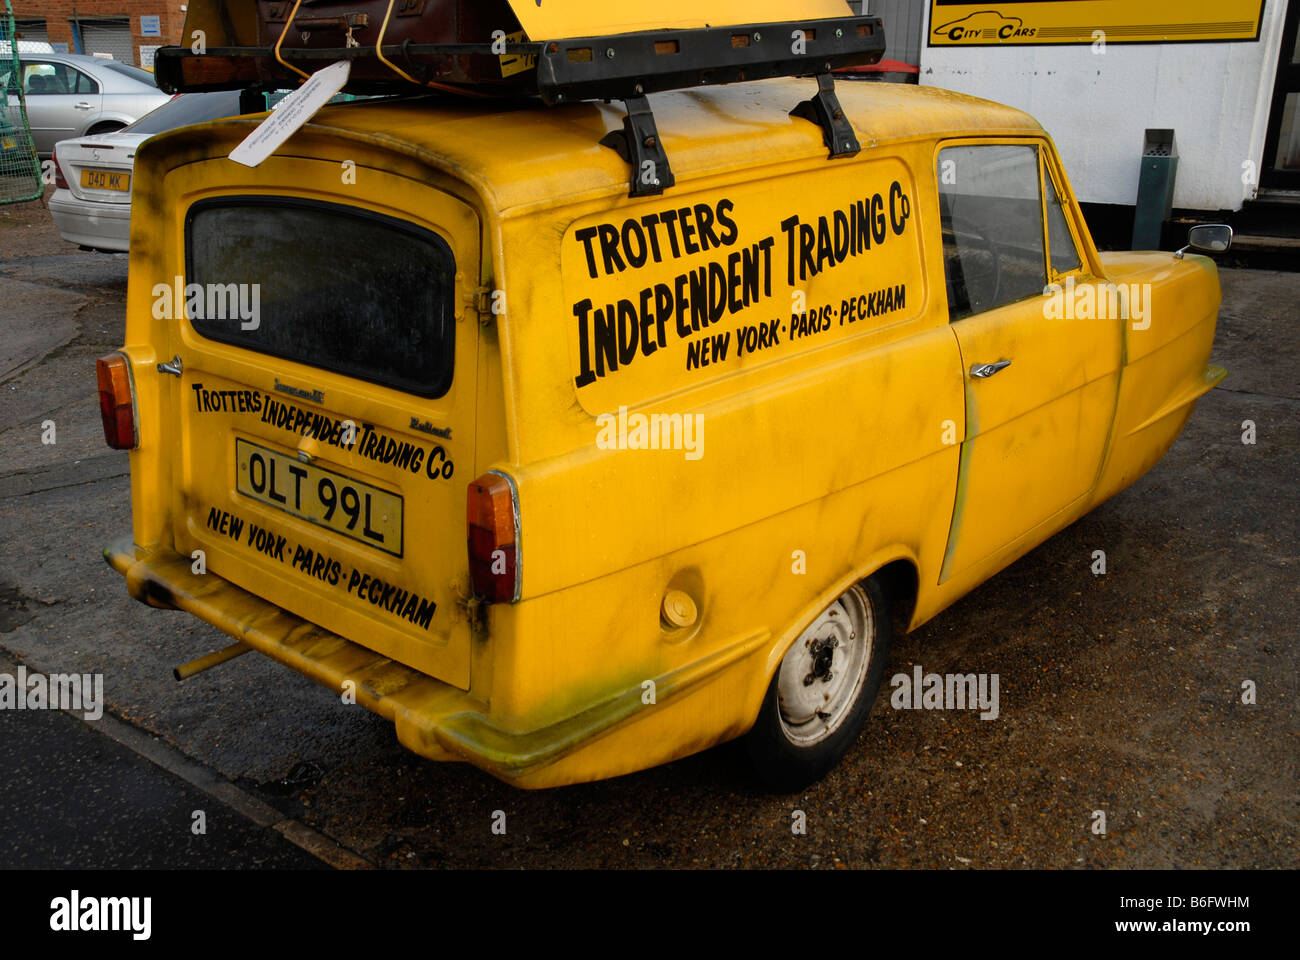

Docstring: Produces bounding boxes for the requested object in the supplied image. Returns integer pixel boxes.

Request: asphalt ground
[0,200,1294,870]
[0,650,325,869]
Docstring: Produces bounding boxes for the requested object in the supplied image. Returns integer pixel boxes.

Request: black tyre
[745,577,892,792]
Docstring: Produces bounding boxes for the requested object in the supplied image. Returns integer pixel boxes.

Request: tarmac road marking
[0,649,372,870]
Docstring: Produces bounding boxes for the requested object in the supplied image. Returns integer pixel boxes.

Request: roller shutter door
[78,18,134,64]
[865,0,923,67]
[12,19,50,46]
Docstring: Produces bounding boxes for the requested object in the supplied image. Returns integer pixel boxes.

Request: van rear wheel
[745,578,892,792]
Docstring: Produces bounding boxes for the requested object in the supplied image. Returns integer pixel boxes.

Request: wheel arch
[79,114,134,136]
[873,557,919,638]
[746,547,920,729]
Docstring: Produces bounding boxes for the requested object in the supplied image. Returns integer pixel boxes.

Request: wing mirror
[1174,223,1233,259]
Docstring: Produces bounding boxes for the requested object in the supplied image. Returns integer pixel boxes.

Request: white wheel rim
[776,585,874,745]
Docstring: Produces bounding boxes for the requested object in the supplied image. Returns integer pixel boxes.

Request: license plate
[235,438,403,556]
[80,168,129,191]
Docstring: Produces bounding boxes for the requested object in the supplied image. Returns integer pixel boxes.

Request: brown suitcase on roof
[257,1,516,50]
[255,0,528,91]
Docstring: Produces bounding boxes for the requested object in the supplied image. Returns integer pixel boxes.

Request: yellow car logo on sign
[234,438,404,557]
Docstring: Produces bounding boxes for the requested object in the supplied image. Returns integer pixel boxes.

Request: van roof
[200,78,1044,216]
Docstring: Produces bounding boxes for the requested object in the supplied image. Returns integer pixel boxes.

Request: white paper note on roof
[229,60,351,169]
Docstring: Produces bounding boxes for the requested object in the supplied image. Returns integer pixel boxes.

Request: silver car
[48,90,251,252]
[48,89,373,252]
[2,52,169,158]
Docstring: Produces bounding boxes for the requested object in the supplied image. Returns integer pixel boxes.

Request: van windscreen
[184,198,455,398]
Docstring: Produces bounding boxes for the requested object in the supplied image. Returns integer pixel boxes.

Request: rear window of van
[185,198,456,397]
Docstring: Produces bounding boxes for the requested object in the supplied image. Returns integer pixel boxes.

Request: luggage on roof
[155,0,886,197]
[156,0,884,102]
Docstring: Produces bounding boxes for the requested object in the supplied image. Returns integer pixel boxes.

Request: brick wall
[12,2,187,66]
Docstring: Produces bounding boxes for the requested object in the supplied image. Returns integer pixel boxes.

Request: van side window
[938,144,1046,321]
[1044,169,1081,275]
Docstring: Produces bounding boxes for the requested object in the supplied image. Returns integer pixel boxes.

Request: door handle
[970,359,1012,379]
[74,102,92,110]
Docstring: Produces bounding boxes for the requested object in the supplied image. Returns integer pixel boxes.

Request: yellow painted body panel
[508,0,853,38]
[1091,251,1226,505]
[942,298,1120,581]
[106,80,1224,787]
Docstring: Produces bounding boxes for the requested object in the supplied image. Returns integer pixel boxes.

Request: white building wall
[917,0,1290,210]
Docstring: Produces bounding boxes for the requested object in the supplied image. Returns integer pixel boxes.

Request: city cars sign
[928,0,1265,46]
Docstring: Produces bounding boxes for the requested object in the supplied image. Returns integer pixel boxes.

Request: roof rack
[155,1,886,197]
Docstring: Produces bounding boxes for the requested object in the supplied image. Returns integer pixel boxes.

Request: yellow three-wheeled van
[99,0,1228,789]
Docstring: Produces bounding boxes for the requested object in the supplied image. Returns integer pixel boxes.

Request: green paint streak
[939,379,978,585]
[1093,289,1128,486]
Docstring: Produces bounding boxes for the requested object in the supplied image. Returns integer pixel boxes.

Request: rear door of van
[158,149,480,689]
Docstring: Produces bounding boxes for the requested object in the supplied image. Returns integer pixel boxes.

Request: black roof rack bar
[601,71,860,200]
[791,73,861,160]
[535,17,884,103]
[599,96,677,199]
[154,15,885,100]
[154,43,535,94]
[153,17,883,199]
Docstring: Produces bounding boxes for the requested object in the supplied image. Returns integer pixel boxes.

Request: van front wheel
[745,578,892,791]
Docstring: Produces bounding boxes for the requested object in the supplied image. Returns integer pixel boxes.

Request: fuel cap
[661,589,698,629]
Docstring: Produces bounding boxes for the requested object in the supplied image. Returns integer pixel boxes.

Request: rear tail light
[96,353,138,450]
[467,470,520,603]
[52,149,68,190]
